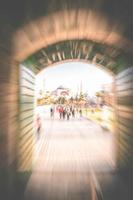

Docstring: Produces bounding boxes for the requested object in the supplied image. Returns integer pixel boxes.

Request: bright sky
[35,61,113,97]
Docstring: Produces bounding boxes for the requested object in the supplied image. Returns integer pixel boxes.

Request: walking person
[72,108,75,118]
[50,106,54,119]
[63,107,66,120]
[36,114,41,139]
[59,106,63,119]
[66,107,71,120]
[79,109,82,118]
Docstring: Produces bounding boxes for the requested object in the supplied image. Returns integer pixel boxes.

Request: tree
[57,96,66,104]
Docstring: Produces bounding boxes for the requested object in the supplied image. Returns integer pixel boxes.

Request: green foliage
[57,97,66,104]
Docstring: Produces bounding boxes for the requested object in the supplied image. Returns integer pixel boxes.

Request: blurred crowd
[50,105,82,120]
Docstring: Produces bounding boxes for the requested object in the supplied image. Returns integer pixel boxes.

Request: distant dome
[57,85,66,90]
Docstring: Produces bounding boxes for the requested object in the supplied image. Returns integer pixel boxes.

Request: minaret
[80,81,83,95]
[41,77,45,97]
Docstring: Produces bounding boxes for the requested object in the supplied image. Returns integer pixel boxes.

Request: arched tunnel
[0,0,133,199]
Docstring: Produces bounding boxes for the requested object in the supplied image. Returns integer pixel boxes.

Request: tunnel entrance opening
[33,61,116,172]
[19,59,117,173]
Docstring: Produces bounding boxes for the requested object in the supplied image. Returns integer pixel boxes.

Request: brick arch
[12,9,132,63]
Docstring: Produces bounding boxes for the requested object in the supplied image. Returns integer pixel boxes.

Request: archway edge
[36,58,115,77]
[12,9,132,62]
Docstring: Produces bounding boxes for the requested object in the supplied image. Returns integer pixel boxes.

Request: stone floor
[24,112,130,200]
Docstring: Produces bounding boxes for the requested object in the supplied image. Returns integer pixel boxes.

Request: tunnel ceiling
[1,0,133,70]
[2,0,133,39]
[22,39,131,74]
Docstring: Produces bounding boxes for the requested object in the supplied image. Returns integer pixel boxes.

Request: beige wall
[116,66,133,171]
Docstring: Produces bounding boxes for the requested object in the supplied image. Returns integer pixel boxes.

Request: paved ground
[24,108,116,200]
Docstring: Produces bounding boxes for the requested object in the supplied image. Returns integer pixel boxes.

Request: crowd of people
[50,105,82,120]
[35,105,83,139]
